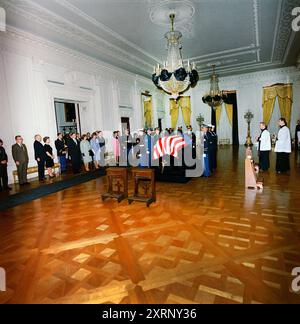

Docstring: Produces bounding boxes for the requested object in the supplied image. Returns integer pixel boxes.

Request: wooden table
[128,168,156,207]
[101,167,128,203]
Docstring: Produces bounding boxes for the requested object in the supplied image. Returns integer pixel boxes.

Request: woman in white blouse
[275,118,291,173]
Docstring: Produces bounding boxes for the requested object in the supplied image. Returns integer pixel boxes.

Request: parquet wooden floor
[0,147,300,304]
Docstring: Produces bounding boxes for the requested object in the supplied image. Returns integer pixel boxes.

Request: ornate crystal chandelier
[202,65,227,109]
[152,13,199,99]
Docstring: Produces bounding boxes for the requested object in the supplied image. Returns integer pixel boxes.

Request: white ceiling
[1,0,300,78]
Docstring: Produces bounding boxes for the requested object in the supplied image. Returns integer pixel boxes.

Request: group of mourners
[0,117,299,191]
[0,131,106,189]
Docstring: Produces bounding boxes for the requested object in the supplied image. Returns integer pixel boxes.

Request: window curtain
[179,96,191,127]
[262,84,293,126]
[225,103,233,126]
[215,105,222,128]
[170,99,179,129]
[277,84,293,126]
[169,96,191,128]
[144,98,153,128]
[223,92,239,146]
[210,105,221,133]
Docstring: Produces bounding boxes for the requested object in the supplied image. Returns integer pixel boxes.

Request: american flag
[153,135,186,160]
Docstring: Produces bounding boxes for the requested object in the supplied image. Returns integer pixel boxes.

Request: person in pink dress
[113,131,120,165]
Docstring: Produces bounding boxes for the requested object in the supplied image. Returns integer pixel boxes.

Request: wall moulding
[1,0,154,74]
[0,26,152,86]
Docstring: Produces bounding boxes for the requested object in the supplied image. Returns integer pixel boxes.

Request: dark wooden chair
[101,167,128,203]
[128,168,156,207]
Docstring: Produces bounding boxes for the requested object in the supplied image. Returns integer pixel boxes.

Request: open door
[54,101,81,135]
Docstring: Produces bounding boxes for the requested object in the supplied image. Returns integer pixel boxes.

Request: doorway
[54,101,81,135]
[158,118,162,131]
[121,117,130,135]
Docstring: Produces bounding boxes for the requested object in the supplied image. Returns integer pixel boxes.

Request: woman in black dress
[43,137,55,178]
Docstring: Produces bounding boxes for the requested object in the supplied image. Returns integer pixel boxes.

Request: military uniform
[203,130,211,177]
[210,128,218,170]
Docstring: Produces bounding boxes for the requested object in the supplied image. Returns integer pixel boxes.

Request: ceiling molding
[1,25,152,85]
[1,0,154,74]
[55,0,161,64]
[272,0,300,63]
[270,0,283,62]
[253,0,260,48]
[208,65,298,83]
[200,61,287,79]
[1,0,298,80]
[185,44,257,62]
[193,49,258,64]
[186,0,261,66]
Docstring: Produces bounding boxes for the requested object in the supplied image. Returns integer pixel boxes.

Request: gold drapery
[225,103,233,126]
[170,99,179,129]
[262,83,293,126]
[143,98,153,128]
[179,96,191,127]
[169,96,191,128]
[215,104,222,127]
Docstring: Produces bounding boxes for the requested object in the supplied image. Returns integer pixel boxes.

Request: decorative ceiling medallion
[149,0,195,27]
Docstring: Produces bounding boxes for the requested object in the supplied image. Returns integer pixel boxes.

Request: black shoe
[24,182,30,185]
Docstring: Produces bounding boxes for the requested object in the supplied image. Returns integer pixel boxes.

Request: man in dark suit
[12,135,29,185]
[98,131,106,167]
[295,120,300,151]
[207,125,215,173]
[187,126,197,160]
[210,125,218,170]
[120,129,133,166]
[34,134,47,182]
[55,133,67,173]
[0,139,11,191]
[67,133,81,174]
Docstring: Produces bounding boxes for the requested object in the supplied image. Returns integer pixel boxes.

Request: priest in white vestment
[275,118,291,173]
[257,122,271,171]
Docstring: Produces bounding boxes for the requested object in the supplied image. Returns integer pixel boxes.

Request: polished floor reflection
[0,147,300,304]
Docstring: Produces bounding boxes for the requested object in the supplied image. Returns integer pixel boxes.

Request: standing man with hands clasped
[12,135,29,186]
[34,134,47,182]
[257,122,271,172]
[0,139,12,191]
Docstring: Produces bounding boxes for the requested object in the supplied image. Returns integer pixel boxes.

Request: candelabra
[244,110,254,147]
[152,14,199,99]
